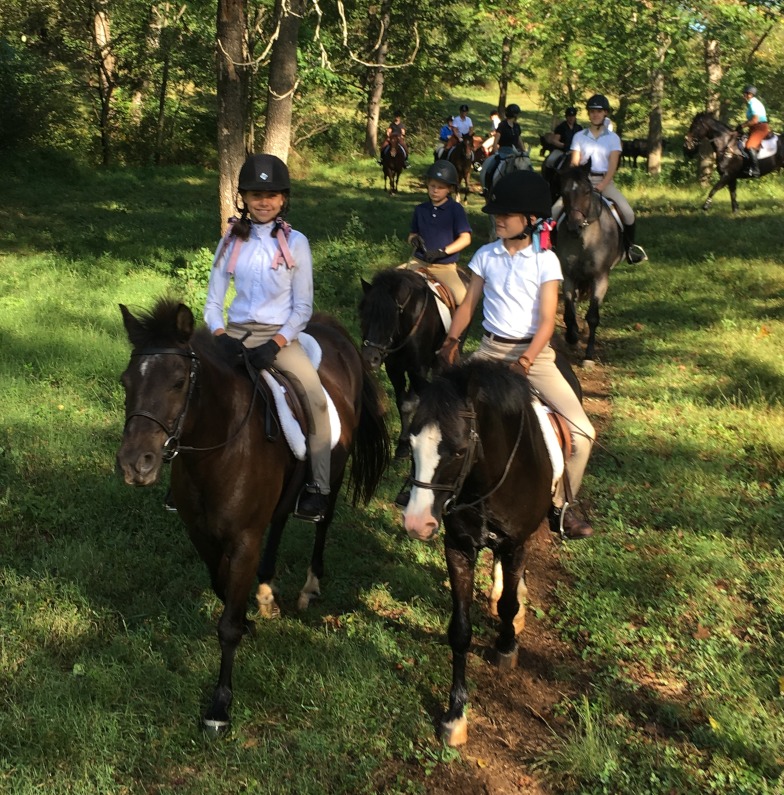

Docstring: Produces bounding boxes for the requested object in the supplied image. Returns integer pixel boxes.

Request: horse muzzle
[116,439,164,487]
[361,343,386,371]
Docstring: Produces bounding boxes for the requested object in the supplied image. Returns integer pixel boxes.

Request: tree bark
[263,0,307,161]
[93,2,116,167]
[497,35,512,111]
[646,38,669,176]
[217,0,249,232]
[699,37,722,187]
[364,0,391,158]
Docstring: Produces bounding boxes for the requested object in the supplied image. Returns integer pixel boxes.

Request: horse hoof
[495,647,519,671]
[440,715,468,747]
[256,583,281,619]
[202,717,231,739]
[582,359,595,370]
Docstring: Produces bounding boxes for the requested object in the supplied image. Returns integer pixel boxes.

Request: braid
[231,204,252,241]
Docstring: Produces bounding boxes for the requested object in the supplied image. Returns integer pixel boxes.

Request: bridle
[362,285,430,359]
[123,346,262,461]
[564,179,600,231]
[409,404,525,516]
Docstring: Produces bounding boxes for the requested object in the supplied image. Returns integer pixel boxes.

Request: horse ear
[361,277,372,294]
[119,303,143,343]
[583,157,592,173]
[174,303,195,343]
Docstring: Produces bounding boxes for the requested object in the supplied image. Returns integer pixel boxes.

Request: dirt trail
[421,335,612,795]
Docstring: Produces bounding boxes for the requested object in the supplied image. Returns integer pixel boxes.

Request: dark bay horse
[556,162,624,364]
[116,298,390,734]
[359,267,467,459]
[684,111,784,212]
[448,134,475,202]
[381,133,405,195]
[402,360,571,746]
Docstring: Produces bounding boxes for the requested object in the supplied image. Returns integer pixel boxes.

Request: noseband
[565,181,599,230]
[410,404,524,515]
[124,347,200,461]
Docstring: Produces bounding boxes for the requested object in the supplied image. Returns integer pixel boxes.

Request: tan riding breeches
[228,322,331,493]
[398,257,467,305]
[471,339,595,506]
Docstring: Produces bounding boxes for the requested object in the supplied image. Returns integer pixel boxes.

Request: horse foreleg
[441,540,477,747]
[204,540,261,736]
[584,272,609,364]
[256,515,288,619]
[703,175,729,211]
[562,279,580,346]
[386,361,411,459]
[729,178,739,214]
[494,542,528,670]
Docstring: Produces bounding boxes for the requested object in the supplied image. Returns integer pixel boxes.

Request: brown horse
[448,134,475,202]
[116,298,390,735]
[381,133,405,195]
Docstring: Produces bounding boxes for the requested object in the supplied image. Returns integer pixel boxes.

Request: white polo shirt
[451,115,473,136]
[468,241,562,338]
[570,126,622,173]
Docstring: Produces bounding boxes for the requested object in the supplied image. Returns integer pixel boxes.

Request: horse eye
[172,378,186,391]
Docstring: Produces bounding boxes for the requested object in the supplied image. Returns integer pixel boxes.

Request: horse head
[559,161,595,233]
[117,300,201,485]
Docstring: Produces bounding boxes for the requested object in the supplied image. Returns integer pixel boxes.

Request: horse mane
[419,360,532,438]
[124,297,193,350]
[359,268,424,330]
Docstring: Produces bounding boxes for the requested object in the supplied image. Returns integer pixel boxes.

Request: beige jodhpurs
[398,257,467,305]
[471,339,595,506]
[228,322,331,494]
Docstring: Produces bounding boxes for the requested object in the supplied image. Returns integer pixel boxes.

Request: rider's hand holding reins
[438,336,460,367]
[215,332,245,366]
[248,339,281,370]
[510,355,533,377]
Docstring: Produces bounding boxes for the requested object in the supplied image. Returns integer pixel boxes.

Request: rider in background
[445,104,474,155]
[738,85,769,178]
[438,170,595,540]
[543,106,583,171]
[204,153,331,523]
[378,109,410,168]
[481,103,523,193]
[401,160,472,306]
[481,110,502,155]
[558,94,647,264]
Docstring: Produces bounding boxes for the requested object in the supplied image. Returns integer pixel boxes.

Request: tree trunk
[155,53,171,165]
[93,3,116,167]
[263,0,307,161]
[217,0,249,233]
[364,0,391,158]
[699,37,722,186]
[497,35,512,111]
[646,39,668,176]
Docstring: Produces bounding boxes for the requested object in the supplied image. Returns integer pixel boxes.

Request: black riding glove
[410,234,427,255]
[424,248,448,263]
[215,333,245,365]
[248,339,281,370]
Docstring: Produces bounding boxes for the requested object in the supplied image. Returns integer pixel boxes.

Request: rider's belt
[590,171,606,177]
[484,331,533,345]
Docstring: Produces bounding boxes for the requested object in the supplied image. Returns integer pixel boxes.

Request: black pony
[359,267,467,459]
[116,299,390,734]
[684,111,784,212]
[381,133,405,195]
[401,359,579,746]
[555,162,624,364]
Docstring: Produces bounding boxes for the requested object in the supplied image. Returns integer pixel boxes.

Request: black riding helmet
[742,85,757,96]
[565,106,578,116]
[482,170,552,218]
[459,104,469,112]
[585,94,611,112]
[426,160,459,188]
[238,153,290,192]
[505,103,521,117]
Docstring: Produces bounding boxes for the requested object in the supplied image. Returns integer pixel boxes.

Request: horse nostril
[137,452,157,476]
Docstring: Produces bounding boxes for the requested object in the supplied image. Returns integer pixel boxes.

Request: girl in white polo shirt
[440,170,596,539]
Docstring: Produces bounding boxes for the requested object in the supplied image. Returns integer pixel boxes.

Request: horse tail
[348,364,391,506]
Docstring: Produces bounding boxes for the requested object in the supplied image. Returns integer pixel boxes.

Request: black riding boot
[746,147,760,177]
[295,482,329,522]
[623,222,648,264]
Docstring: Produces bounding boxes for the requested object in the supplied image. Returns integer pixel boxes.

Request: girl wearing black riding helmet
[203,153,331,522]
[554,94,647,264]
[483,103,524,191]
[439,169,596,540]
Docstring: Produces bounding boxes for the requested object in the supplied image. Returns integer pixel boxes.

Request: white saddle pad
[531,397,565,495]
[261,332,340,461]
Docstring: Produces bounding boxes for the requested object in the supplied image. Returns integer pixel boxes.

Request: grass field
[1,120,783,795]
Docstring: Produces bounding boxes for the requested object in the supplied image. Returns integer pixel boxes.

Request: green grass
[2,132,784,795]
